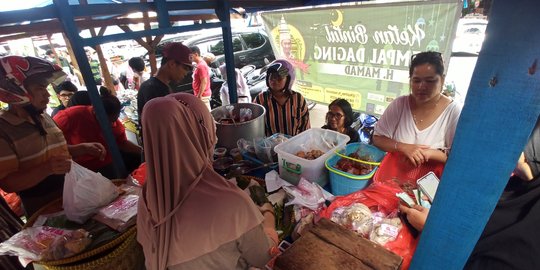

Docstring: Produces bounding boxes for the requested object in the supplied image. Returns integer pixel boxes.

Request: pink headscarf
[137,93,263,270]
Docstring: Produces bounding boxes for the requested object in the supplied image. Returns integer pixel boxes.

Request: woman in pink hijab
[137,93,278,270]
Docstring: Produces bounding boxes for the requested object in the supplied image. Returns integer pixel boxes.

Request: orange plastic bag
[0,189,23,217]
[373,152,444,192]
[319,183,419,269]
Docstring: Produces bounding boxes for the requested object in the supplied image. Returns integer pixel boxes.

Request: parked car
[452,18,488,56]
[154,27,276,93]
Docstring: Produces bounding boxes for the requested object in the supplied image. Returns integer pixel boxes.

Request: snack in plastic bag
[369,216,402,246]
[330,203,373,237]
[63,161,119,224]
[0,226,91,262]
[98,194,139,223]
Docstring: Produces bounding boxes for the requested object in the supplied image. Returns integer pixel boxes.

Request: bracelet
[394,141,399,152]
[261,209,275,217]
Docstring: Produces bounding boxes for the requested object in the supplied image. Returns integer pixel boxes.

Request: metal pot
[211,103,266,150]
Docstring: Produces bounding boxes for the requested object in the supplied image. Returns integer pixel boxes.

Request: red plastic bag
[0,189,23,217]
[373,152,444,192]
[320,183,419,269]
[130,162,146,186]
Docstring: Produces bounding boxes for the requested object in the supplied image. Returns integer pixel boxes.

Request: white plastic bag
[63,161,119,224]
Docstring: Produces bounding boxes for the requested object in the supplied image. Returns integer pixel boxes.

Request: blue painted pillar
[216,0,238,104]
[154,0,171,29]
[52,0,127,178]
[411,0,540,269]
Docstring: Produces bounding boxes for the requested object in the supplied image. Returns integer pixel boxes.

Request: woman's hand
[398,143,430,167]
[399,204,429,231]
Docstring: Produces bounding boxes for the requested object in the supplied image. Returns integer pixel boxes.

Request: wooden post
[47,34,61,66]
[142,0,157,75]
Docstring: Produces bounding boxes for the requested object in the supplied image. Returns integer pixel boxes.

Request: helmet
[265,59,295,91]
[0,56,66,105]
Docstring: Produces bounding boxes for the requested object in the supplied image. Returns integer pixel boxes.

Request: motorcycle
[351,113,378,144]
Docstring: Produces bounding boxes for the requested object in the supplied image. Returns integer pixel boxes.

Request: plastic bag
[63,161,119,224]
[0,226,91,262]
[129,162,146,186]
[98,194,139,223]
[373,152,444,193]
[0,189,23,216]
[319,183,418,270]
[283,178,333,212]
[239,108,253,122]
[254,133,290,163]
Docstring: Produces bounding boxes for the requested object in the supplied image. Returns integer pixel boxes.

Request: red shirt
[192,59,211,97]
[53,106,128,171]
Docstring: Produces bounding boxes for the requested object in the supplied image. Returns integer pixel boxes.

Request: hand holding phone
[396,192,416,207]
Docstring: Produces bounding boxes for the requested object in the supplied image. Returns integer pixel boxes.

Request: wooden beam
[82,21,222,48]
[0,14,218,42]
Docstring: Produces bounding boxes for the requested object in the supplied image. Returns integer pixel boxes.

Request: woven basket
[35,228,144,270]
[25,179,143,269]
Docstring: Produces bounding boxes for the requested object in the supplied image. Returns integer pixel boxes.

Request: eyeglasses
[326,112,344,120]
[58,93,74,98]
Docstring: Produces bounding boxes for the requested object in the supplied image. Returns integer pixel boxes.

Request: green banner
[261,0,461,115]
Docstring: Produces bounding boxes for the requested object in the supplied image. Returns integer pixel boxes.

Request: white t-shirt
[374,95,462,150]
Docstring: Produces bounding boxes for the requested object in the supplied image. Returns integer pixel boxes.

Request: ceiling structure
[0,0,366,43]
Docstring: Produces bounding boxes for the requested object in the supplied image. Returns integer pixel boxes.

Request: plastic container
[326,142,386,195]
[214,147,227,159]
[230,148,243,162]
[273,128,350,187]
[213,157,233,175]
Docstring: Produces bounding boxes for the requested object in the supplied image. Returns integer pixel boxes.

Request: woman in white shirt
[372,51,462,188]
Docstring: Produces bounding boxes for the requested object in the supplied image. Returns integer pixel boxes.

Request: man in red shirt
[189,46,211,110]
[54,93,142,178]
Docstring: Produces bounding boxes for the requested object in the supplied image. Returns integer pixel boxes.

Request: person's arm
[197,76,208,98]
[398,204,429,231]
[372,135,430,167]
[514,152,534,181]
[118,140,142,155]
[0,156,71,193]
[68,142,106,160]
[421,148,449,163]
[237,203,278,268]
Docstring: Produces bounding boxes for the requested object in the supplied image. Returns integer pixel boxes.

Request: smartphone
[396,192,416,207]
[417,172,440,202]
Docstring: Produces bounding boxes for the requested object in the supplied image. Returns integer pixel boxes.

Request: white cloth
[220,68,251,105]
[374,95,462,150]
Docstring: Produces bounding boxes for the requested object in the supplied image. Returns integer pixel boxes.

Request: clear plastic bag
[239,108,253,122]
[98,194,139,223]
[254,133,291,163]
[0,226,91,262]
